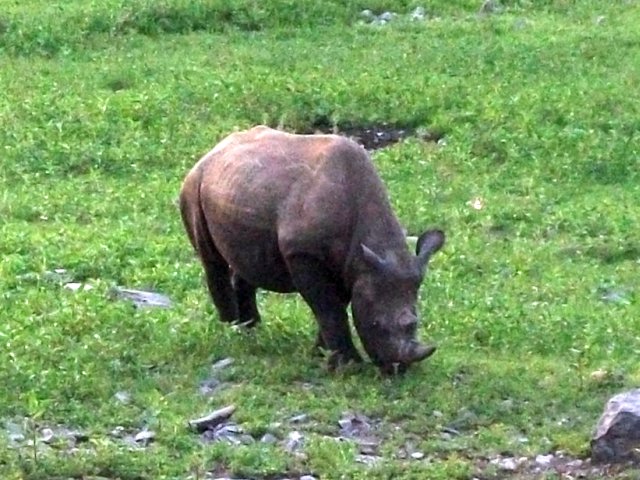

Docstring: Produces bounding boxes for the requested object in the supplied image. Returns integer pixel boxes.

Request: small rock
[40,428,55,444]
[411,451,425,460]
[432,410,443,418]
[360,9,375,20]
[378,11,394,22]
[289,413,309,424]
[43,269,73,284]
[411,6,426,21]
[590,369,609,382]
[356,437,380,455]
[592,389,640,462]
[202,423,247,444]
[600,288,630,305]
[134,429,156,445]
[114,391,131,404]
[535,454,554,466]
[113,287,172,308]
[189,405,236,432]
[67,430,90,443]
[356,454,383,466]
[8,432,25,443]
[440,426,461,436]
[566,459,584,468]
[300,476,317,480]
[199,378,221,396]
[479,0,499,14]
[338,412,374,437]
[490,457,519,471]
[64,282,93,291]
[5,421,26,444]
[284,431,304,452]
[595,15,606,25]
[260,433,278,444]
[212,357,234,370]
[110,426,126,437]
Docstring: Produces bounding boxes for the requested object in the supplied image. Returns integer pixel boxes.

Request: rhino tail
[179,168,218,265]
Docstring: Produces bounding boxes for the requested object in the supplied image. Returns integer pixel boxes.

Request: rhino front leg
[286,255,362,369]
[231,273,261,327]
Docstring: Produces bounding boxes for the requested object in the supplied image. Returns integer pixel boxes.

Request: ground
[1,1,639,478]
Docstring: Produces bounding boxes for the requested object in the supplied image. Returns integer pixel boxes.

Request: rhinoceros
[179,125,445,373]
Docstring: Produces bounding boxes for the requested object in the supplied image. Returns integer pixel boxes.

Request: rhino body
[179,126,444,373]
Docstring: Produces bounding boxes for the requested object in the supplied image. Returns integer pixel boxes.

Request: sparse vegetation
[1,0,639,478]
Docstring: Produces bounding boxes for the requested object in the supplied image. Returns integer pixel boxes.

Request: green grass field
[1,0,639,478]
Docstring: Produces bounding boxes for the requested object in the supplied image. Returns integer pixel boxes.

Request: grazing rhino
[180,125,445,374]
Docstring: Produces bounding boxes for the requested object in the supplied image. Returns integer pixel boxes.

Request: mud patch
[301,119,444,151]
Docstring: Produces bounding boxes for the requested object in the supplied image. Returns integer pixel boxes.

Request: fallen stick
[188,405,236,432]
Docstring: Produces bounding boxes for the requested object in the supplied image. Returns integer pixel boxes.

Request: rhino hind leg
[179,181,239,323]
[200,249,239,323]
[232,273,261,327]
[286,255,362,369]
[187,214,239,323]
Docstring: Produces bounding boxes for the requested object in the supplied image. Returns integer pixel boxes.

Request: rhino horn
[361,243,392,272]
[407,342,437,363]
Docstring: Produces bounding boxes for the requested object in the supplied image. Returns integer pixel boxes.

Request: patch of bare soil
[301,120,444,150]
[474,453,640,479]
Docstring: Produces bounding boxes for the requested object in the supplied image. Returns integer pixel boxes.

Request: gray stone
[189,405,236,432]
[199,378,221,396]
[114,391,131,404]
[411,7,426,21]
[288,413,309,424]
[284,430,304,452]
[260,433,278,444]
[5,421,26,444]
[490,456,519,471]
[338,412,374,437]
[40,428,55,444]
[110,426,126,437]
[535,454,554,466]
[113,287,172,308]
[356,454,383,466]
[300,476,317,480]
[360,9,375,20]
[479,0,501,14]
[592,389,640,462]
[600,288,630,305]
[134,429,156,445]
[211,357,234,370]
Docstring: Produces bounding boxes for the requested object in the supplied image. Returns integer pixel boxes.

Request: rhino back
[195,127,377,290]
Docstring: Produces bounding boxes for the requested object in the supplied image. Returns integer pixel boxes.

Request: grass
[1,0,639,478]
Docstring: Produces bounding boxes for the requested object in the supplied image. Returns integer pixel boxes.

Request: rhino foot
[327,349,363,371]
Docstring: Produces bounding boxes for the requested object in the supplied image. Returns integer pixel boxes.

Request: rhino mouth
[376,341,437,375]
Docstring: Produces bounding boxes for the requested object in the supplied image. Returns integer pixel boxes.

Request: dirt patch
[301,119,444,151]
[474,452,640,479]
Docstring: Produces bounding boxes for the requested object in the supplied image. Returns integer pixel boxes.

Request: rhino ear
[361,244,390,272]
[416,229,445,271]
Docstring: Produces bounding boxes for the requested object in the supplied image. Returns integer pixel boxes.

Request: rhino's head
[351,229,445,374]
